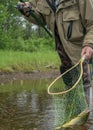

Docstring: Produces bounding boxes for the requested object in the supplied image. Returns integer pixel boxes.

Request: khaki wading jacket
[24,0,93,64]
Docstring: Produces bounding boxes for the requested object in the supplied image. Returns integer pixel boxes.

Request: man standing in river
[17,0,93,103]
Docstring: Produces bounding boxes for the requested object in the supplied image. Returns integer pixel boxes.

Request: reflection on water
[0,79,55,130]
[0,79,93,130]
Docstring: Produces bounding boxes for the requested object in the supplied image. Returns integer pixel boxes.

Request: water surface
[0,79,93,130]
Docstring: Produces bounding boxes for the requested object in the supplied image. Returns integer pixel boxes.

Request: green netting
[49,65,88,129]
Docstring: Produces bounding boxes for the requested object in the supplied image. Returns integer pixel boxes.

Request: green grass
[0,50,60,72]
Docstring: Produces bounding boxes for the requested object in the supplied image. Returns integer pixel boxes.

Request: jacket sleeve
[24,0,46,25]
[79,0,93,48]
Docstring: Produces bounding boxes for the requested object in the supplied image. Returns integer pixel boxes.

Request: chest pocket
[62,8,84,41]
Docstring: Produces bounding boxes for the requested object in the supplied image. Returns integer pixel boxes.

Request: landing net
[48,57,88,129]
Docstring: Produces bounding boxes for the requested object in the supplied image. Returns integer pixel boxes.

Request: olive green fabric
[24,0,93,64]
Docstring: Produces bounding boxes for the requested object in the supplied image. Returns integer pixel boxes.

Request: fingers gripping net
[48,57,88,128]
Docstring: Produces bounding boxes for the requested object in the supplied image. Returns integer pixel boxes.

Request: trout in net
[55,109,90,129]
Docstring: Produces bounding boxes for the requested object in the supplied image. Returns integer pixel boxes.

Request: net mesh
[49,64,88,128]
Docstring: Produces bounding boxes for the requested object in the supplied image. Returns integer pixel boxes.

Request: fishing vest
[46,0,86,39]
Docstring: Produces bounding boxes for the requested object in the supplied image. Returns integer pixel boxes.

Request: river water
[0,79,93,130]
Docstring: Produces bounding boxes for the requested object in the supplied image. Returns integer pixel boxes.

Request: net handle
[48,56,85,95]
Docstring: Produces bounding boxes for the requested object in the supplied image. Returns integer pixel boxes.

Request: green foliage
[0,0,53,52]
[0,36,54,52]
[24,37,55,52]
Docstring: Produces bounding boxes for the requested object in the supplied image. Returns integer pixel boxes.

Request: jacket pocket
[63,9,84,41]
[36,2,51,15]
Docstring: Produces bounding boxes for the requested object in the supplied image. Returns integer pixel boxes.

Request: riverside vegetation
[0,0,60,73]
[0,48,60,73]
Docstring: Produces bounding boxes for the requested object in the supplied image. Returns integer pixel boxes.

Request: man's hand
[17,2,31,16]
[81,46,93,59]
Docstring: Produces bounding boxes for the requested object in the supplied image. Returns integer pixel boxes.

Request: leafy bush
[0,36,54,52]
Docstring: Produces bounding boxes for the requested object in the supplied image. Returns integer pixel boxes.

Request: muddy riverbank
[0,70,60,84]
